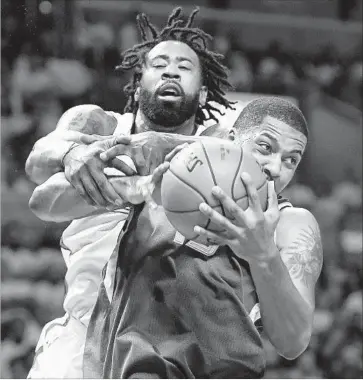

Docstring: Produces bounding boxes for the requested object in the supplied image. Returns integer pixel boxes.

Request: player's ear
[134,86,140,102]
[228,128,236,141]
[198,86,208,106]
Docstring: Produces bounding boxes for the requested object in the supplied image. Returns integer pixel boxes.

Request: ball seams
[163,180,267,212]
[200,141,226,217]
[166,167,208,211]
[231,146,244,201]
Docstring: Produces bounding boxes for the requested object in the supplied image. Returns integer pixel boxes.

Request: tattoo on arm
[67,110,117,135]
[284,225,323,289]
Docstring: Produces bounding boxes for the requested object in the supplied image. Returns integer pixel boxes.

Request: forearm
[28,172,143,222]
[249,249,313,360]
[29,172,104,222]
[25,132,78,185]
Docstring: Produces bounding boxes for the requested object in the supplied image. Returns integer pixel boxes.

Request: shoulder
[276,207,321,247]
[108,112,134,136]
[279,207,318,227]
[56,105,119,135]
[58,104,102,124]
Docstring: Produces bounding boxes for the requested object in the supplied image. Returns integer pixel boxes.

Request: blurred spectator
[1,11,26,67]
[212,28,232,63]
[9,41,57,112]
[307,45,341,90]
[117,16,140,53]
[254,56,286,95]
[229,50,254,92]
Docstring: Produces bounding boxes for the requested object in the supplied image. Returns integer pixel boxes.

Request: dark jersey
[84,197,292,379]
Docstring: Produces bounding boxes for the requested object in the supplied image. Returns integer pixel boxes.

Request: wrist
[163,133,197,152]
[61,142,80,169]
[249,243,280,269]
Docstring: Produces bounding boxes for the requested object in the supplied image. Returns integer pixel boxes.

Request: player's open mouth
[158,83,182,100]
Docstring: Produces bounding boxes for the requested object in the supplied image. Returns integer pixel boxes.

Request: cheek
[246,146,266,166]
[276,170,294,192]
[240,140,255,154]
[184,81,200,97]
[141,71,159,88]
[183,71,203,93]
[240,141,263,162]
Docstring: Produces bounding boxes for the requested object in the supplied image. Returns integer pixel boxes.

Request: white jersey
[28,112,137,379]
[61,111,134,326]
[28,113,213,379]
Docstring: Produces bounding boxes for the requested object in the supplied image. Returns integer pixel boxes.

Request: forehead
[258,115,307,150]
[147,40,199,64]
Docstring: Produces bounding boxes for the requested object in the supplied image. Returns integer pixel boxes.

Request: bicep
[277,209,323,308]
[54,105,117,136]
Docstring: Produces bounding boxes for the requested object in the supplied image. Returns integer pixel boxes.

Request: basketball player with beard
[26,7,234,378]
[26,8,322,379]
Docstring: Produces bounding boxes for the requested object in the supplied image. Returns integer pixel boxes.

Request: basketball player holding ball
[25,8,323,379]
[29,102,322,377]
[89,97,322,378]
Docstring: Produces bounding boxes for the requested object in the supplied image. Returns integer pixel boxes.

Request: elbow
[276,328,312,360]
[25,154,36,181]
[29,189,48,221]
[25,150,46,185]
[29,188,64,222]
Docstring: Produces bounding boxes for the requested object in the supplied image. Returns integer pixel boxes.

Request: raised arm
[25,105,117,184]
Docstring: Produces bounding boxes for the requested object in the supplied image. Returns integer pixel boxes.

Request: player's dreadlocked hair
[116,7,235,125]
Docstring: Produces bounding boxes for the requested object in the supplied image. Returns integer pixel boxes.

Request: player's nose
[263,157,282,180]
[162,71,181,81]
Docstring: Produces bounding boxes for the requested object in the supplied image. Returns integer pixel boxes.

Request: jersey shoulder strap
[104,112,136,176]
[277,195,293,211]
[105,111,134,136]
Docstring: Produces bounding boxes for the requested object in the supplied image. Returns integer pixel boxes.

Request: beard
[138,87,200,128]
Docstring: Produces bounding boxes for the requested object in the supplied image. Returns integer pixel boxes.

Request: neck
[134,109,197,135]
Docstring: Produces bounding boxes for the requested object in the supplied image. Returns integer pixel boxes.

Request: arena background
[1,0,362,378]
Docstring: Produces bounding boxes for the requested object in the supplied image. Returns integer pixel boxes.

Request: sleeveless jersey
[60,112,133,326]
[84,196,292,378]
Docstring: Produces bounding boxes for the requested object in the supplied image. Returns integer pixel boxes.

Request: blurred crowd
[1,2,362,379]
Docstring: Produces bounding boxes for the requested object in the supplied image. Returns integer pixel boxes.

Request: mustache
[156,81,185,97]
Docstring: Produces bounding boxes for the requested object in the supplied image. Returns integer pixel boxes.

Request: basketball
[161,140,268,244]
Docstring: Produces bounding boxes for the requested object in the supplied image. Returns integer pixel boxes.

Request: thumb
[152,162,170,183]
[142,184,158,210]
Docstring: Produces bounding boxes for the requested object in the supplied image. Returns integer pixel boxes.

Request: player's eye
[179,65,191,71]
[258,142,271,152]
[285,157,298,166]
[152,60,167,68]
